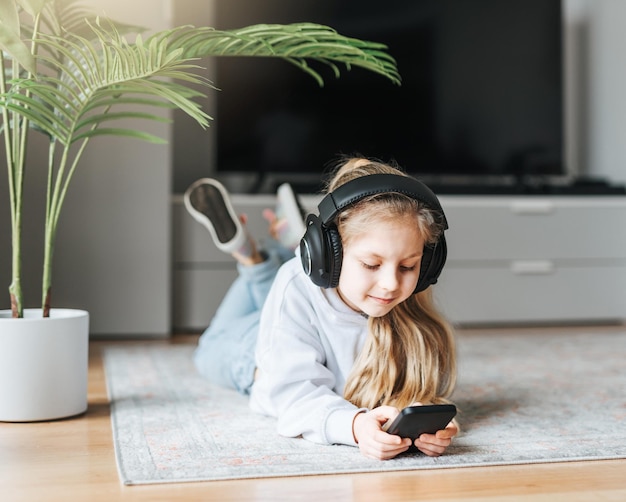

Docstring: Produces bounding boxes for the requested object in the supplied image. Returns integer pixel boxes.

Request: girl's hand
[412,420,458,457]
[352,406,412,460]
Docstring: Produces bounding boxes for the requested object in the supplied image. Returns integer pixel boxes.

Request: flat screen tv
[213,0,564,193]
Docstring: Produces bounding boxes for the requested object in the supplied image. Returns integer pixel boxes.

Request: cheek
[403,270,422,291]
[338,261,369,291]
[339,260,358,282]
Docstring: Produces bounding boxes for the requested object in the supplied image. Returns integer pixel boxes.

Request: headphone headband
[317,173,448,228]
[300,172,448,293]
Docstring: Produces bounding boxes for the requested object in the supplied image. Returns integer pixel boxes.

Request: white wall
[564,0,626,184]
[63,0,174,336]
[586,0,626,184]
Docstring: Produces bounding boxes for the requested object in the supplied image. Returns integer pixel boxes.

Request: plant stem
[41,144,66,318]
[1,53,24,318]
[41,134,91,316]
[2,10,42,317]
[42,149,62,317]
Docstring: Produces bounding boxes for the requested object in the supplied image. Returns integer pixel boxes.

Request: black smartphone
[383,404,457,439]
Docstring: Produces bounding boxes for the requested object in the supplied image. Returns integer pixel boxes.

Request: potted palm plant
[0,0,400,421]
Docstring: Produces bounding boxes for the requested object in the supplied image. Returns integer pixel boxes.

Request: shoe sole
[183,178,249,254]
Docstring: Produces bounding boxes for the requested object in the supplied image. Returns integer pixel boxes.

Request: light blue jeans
[193,241,293,395]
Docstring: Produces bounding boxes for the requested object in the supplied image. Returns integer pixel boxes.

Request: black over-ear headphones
[299,173,448,294]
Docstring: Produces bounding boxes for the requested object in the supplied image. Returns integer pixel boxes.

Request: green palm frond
[157,23,401,87]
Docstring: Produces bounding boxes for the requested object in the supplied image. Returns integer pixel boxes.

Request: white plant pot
[0,308,89,422]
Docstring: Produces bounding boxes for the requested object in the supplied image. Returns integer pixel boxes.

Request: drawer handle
[510,260,555,275]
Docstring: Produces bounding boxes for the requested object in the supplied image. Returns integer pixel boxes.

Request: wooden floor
[2,330,626,502]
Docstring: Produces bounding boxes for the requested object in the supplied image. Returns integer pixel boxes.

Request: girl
[185,156,458,460]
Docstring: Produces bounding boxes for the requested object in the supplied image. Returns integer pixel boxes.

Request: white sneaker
[183,178,252,256]
[274,183,306,250]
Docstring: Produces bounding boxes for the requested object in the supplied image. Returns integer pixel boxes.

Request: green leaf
[160,23,401,87]
[0,1,36,74]
[75,110,171,131]
[17,0,48,17]
[72,126,168,144]
[0,1,21,35]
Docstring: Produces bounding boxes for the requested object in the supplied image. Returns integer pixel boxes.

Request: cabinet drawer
[434,264,626,325]
[440,196,626,261]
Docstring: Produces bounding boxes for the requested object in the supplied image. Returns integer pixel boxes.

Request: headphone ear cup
[414,236,447,293]
[300,214,325,286]
[300,214,344,289]
[326,226,343,289]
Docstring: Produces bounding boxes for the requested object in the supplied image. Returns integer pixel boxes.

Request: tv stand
[172,192,626,329]
[217,172,626,197]
[423,176,626,196]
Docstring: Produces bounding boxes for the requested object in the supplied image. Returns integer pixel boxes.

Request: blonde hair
[327,156,457,409]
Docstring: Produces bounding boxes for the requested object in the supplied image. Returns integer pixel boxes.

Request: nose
[378,266,400,291]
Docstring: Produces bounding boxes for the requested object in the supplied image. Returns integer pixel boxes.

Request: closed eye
[361,262,417,272]
[361,262,379,270]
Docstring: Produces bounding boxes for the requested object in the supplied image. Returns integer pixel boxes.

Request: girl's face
[336,216,424,317]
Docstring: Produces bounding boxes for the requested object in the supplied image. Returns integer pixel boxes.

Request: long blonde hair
[327,156,457,409]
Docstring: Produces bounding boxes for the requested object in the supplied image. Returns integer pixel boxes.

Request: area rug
[104,329,626,485]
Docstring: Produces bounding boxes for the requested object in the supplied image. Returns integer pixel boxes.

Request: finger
[435,429,456,440]
[416,438,450,455]
[361,441,411,460]
[414,435,451,456]
[421,432,453,445]
[435,422,458,439]
[415,443,446,457]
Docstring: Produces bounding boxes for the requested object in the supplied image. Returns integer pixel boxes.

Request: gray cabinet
[172,194,626,330]
[435,196,626,324]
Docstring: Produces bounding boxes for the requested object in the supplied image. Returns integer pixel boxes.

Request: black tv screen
[214,0,563,193]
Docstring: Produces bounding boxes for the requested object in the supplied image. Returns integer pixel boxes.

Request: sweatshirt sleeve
[250,261,367,446]
[259,328,361,445]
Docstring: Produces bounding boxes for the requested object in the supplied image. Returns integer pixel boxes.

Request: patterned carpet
[104,328,626,485]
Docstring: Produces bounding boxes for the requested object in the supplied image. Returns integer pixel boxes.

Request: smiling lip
[370,296,395,305]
